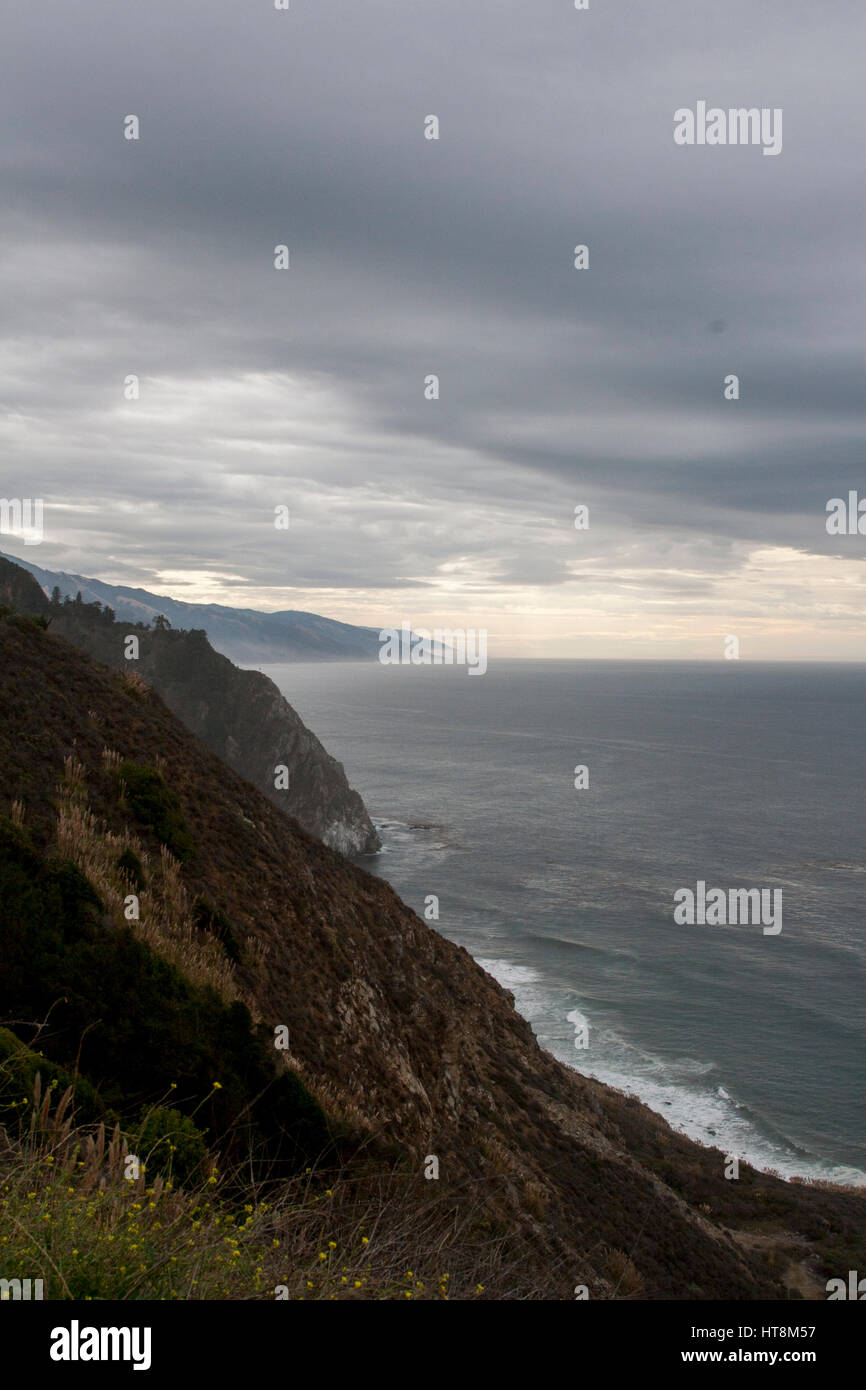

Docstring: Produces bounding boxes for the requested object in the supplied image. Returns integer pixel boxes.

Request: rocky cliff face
[1,602,863,1299]
[68,623,380,856]
[0,558,379,855]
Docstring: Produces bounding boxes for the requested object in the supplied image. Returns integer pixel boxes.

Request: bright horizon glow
[5,540,864,662]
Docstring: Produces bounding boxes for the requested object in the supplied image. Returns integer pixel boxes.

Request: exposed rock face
[1,599,863,1299]
[0,557,379,855]
[129,630,381,856]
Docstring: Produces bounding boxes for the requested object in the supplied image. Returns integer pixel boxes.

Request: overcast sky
[1,0,863,658]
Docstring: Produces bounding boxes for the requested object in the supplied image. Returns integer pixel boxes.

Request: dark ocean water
[261,659,865,1184]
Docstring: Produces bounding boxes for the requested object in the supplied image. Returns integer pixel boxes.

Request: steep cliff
[0,557,379,855]
[1,605,862,1299]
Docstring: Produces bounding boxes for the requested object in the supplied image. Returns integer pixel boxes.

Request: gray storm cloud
[0,0,863,653]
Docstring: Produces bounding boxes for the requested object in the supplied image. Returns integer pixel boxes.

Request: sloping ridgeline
[0,600,863,1298]
[0,557,379,855]
[0,548,383,663]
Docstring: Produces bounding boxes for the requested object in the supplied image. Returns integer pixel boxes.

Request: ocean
[261,659,865,1185]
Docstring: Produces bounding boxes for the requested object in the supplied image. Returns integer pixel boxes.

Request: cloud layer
[1,0,863,656]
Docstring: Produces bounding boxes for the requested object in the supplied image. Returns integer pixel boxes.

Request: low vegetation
[0,1068,565,1300]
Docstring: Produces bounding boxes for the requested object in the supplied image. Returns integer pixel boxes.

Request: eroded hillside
[0,608,862,1299]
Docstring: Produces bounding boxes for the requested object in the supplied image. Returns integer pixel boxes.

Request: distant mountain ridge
[1,552,382,663]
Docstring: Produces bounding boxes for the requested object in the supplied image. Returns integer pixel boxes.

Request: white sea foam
[477,958,866,1186]
[478,959,540,989]
[275,662,866,1190]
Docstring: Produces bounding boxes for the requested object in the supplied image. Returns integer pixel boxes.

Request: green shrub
[117,761,194,861]
[0,820,332,1176]
[192,898,241,963]
[116,847,146,891]
[136,1105,209,1184]
[0,1026,103,1126]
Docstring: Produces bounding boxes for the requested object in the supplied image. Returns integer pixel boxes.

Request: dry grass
[605,1248,646,1299]
[118,669,148,697]
[789,1175,866,1196]
[56,761,239,1004]
[0,1075,570,1301]
[296,1071,377,1138]
[0,1075,267,1300]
